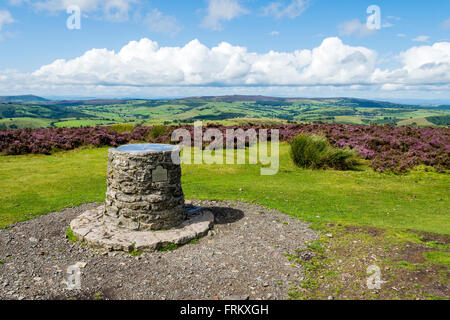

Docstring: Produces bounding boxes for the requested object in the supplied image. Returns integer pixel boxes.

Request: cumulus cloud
[1,37,449,96]
[29,37,378,87]
[201,0,248,31]
[372,42,450,86]
[412,35,430,42]
[262,0,309,19]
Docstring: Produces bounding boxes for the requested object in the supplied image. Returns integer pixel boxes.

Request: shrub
[150,125,168,140]
[109,123,136,133]
[1,123,448,174]
[290,133,359,170]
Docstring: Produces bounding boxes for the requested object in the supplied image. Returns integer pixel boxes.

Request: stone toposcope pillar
[69,143,214,252]
[104,144,185,231]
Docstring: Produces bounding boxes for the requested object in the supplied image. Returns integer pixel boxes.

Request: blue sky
[0,0,449,100]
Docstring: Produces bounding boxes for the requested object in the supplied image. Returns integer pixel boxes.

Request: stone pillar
[103,144,185,231]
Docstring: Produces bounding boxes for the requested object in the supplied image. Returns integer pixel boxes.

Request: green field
[1,96,449,129]
[1,144,448,234]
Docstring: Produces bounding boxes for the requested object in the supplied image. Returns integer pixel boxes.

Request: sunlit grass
[0,144,449,234]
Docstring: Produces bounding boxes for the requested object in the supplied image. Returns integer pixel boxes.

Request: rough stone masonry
[70,144,214,252]
[104,144,185,231]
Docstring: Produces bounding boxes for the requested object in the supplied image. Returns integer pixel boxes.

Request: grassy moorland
[0,143,448,299]
[0,144,448,234]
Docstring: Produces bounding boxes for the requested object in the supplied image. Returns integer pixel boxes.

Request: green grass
[93,292,102,300]
[0,117,53,129]
[54,119,116,128]
[108,123,136,133]
[0,147,108,227]
[158,243,179,252]
[397,117,434,127]
[0,144,449,235]
[423,251,450,267]
[129,243,144,256]
[66,226,78,243]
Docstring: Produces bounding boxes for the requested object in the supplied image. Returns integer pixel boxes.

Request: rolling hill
[0,95,49,103]
[0,95,449,129]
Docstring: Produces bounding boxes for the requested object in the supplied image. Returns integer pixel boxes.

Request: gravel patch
[0,200,318,300]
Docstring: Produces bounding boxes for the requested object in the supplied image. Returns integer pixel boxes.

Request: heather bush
[0,123,448,174]
[290,134,359,170]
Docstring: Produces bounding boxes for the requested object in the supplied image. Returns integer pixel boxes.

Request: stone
[104,144,186,231]
[152,166,168,182]
[70,205,214,253]
[69,144,215,253]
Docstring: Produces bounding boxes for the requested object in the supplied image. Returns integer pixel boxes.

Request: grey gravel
[0,200,318,300]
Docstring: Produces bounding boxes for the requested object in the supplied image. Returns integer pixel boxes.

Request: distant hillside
[181,95,448,109]
[1,94,449,129]
[45,99,127,106]
[0,95,49,103]
[181,95,284,103]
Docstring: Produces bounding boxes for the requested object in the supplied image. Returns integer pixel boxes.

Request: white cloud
[144,8,181,36]
[9,0,29,5]
[1,38,449,97]
[262,0,308,19]
[269,31,279,36]
[412,35,430,42]
[13,0,137,21]
[372,42,450,86]
[201,0,248,31]
[442,18,450,30]
[338,19,376,37]
[28,37,376,87]
[0,10,14,40]
[397,33,406,38]
[0,10,15,30]
[339,15,397,37]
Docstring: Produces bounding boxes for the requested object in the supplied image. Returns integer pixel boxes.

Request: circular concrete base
[69,205,214,252]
